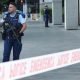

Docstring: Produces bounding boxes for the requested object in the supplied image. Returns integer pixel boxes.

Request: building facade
[7,0,40,20]
[40,0,80,30]
[5,0,80,29]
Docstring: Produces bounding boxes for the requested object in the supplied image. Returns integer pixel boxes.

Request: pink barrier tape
[0,49,80,80]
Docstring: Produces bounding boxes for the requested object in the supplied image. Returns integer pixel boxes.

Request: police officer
[2,2,26,62]
[44,5,49,27]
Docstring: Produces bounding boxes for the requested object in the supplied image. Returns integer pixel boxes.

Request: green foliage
[48,8,52,16]
[1,0,8,4]
[0,0,8,13]
[40,9,44,16]
[40,8,52,16]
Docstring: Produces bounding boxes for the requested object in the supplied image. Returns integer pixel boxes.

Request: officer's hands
[19,32,24,37]
[19,23,27,33]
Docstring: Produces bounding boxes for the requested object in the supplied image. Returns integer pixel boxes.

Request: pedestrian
[44,5,49,27]
[2,2,27,62]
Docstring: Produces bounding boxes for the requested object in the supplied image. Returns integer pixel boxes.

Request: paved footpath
[0,21,80,80]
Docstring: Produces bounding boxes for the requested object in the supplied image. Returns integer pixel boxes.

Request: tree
[0,0,9,12]
[0,0,8,4]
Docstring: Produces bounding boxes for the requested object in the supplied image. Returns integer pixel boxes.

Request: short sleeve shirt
[3,12,26,24]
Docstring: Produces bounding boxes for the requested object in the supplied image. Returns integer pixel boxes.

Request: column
[64,0,78,30]
[78,0,80,25]
[52,0,62,25]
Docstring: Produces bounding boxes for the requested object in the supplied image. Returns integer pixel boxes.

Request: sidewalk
[0,21,80,80]
[21,22,80,80]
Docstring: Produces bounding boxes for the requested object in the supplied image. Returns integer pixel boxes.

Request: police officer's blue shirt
[3,11,26,24]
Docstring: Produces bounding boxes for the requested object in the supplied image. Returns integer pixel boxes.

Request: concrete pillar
[64,0,78,30]
[52,0,62,25]
[78,0,80,25]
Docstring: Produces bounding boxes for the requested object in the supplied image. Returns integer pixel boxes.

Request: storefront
[2,0,80,28]
[15,0,40,20]
[26,0,40,20]
[40,0,80,30]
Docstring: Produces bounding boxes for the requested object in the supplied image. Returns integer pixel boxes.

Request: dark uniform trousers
[2,12,23,62]
[44,9,49,27]
[3,37,22,62]
[45,16,49,27]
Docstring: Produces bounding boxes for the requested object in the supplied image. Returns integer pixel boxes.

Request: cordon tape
[0,48,80,80]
